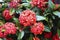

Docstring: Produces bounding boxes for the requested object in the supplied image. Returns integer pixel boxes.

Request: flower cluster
[31,0,54,10]
[19,10,36,26]
[0,22,17,38]
[52,33,59,40]
[44,32,52,38]
[3,9,13,20]
[31,22,44,35]
[19,10,45,35]
[9,1,18,8]
[0,0,60,40]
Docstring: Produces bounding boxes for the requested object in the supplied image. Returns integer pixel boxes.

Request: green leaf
[18,31,24,40]
[28,34,33,40]
[10,8,15,15]
[22,3,32,9]
[53,11,60,18]
[0,38,3,40]
[32,7,42,15]
[0,3,8,12]
[3,0,11,2]
[26,0,31,2]
[13,17,20,28]
[44,26,51,32]
[36,15,46,21]
[57,29,60,36]
[22,0,27,2]
[48,0,55,9]
[16,9,23,14]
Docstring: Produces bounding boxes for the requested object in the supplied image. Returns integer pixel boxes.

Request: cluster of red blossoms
[0,22,17,38]
[30,0,54,10]
[9,0,20,8]
[3,0,21,20]
[19,10,45,35]
[31,22,44,35]
[9,1,18,8]
[3,9,13,20]
[52,33,59,40]
[44,32,60,40]
[19,10,36,26]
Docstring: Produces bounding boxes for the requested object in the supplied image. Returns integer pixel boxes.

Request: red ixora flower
[0,22,17,38]
[52,33,59,40]
[3,9,12,20]
[31,0,54,10]
[31,22,44,35]
[9,1,18,8]
[3,22,17,34]
[6,38,13,40]
[44,32,52,38]
[0,26,4,38]
[19,10,36,26]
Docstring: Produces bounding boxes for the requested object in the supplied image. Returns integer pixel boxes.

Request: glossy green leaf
[28,34,33,40]
[36,15,46,21]
[22,0,27,2]
[53,11,60,18]
[48,0,55,9]
[0,38,3,40]
[26,0,31,2]
[32,7,42,15]
[10,8,15,15]
[18,31,24,40]
[13,17,20,27]
[44,26,51,32]
[16,9,23,14]
[22,3,31,9]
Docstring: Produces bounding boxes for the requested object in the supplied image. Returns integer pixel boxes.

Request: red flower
[31,22,44,35]
[0,22,17,38]
[52,33,59,40]
[33,37,40,40]
[30,0,39,7]
[0,32,4,38]
[3,22,17,34]
[44,32,52,38]
[0,26,4,38]
[3,9,12,20]
[9,1,18,8]
[6,38,13,40]
[19,10,36,26]
[31,0,54,10]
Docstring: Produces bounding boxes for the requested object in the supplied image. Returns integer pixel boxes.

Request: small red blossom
[9,1,18,8]
[31,22,44,35]
[6,38,13,40]
[30,0,39,7]
[0,32,4,38]
[44,32,52,38]
[19,10,36,26]
[52,33,59,40]
[3,9,12,20]
[0,26,4,38]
